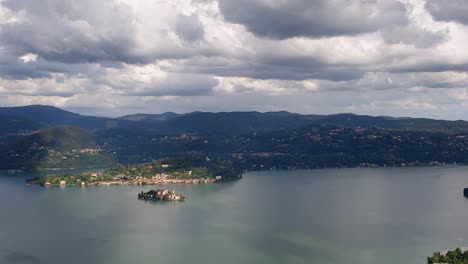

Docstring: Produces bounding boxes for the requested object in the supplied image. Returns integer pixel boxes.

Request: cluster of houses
[42,173,223,187]
[84,177,218,186]
[78,148,102,154]
[92,171,223,186]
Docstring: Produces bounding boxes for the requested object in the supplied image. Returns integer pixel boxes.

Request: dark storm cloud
[426,0,468,24]
[0,47,111,81]
[0,89,78,97]
[0,55,52,79]
[381,25,449,48]
[175,14,205,42]
[119,74,219,97]
[164,56,363,81]
[217,0,408,39]
[388,62,468,74]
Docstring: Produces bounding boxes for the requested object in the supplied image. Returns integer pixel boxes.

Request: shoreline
[242,162,464,173]
[6,161,464,175]
[27,175,226,187]
[21,162,463,188]
[43,178,220,187]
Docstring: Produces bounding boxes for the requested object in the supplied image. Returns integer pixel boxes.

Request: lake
[1,166,468,264]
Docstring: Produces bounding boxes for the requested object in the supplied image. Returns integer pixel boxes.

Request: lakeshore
[25,158,232,187]
[26,171,223,187]
[25,159,457,188]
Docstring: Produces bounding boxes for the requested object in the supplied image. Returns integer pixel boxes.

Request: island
[26,156,241,187]
[138,189,185,201]
[427,248,468,264]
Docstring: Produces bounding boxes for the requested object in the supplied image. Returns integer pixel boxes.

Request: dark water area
[2,166,468,264]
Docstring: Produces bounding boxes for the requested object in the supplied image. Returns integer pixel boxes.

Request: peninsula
[26,156,240,187]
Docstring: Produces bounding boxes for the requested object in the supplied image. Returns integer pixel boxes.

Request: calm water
[1,166,468,264]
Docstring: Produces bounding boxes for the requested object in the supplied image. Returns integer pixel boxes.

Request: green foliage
[105,155,240,180]
[0,115,40,133]
[32,126,96,150]
[428,248,468,264]
[97,124,468,172]
[0,126,116,171]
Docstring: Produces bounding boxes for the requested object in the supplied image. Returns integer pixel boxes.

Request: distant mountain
[156,111,319,135]
[313,113,468,132]
[2,105,468,137]
[0,105,131,131]
[118,112,181,122]
[143,111,468,135]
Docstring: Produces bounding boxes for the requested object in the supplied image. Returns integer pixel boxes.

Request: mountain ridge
[2,105,468,135]
[2,105,468,171]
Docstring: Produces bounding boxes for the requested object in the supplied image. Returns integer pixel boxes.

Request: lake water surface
[2,166,468,264]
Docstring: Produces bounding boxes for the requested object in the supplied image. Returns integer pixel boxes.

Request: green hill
[0,105,132,131]
[0,127,115,171]
[118,112,181,122]
[127,111,468,135]
[29,126,97,150]
[0,115,40,134]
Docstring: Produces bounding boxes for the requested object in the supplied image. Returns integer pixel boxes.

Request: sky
[1,0,468,119]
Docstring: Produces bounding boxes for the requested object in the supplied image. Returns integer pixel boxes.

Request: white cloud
[19,53,38,63]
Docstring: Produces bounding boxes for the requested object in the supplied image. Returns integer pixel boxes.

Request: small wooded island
[26,156,242,187]
[138,189,185,201]
[427,248,468,264]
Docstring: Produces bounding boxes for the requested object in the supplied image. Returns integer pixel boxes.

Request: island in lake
[26,156,241,187]
[138,189,185,201]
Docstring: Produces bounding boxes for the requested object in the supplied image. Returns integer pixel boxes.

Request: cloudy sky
[1,0,468,119]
